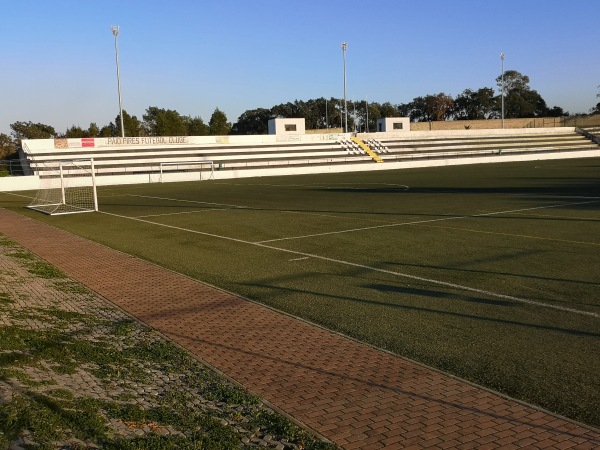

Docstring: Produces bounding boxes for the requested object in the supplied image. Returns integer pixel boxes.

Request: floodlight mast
[365,97,369,133]
[112,25,125,138]
[500,52,505,129]
[342,42,348,134]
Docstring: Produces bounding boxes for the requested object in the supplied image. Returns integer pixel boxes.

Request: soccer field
[2,158,599,427]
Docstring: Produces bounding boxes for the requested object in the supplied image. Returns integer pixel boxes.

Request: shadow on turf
[386,261,600,291]
[363,283,512,306]
[310,183,600,198]
[236,281,599,339]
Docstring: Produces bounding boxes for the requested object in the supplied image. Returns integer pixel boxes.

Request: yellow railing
[351,137,384,163]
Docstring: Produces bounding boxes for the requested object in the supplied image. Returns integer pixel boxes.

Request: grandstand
[12,123,600,190]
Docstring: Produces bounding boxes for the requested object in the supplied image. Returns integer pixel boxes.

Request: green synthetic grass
[2,158,600,427]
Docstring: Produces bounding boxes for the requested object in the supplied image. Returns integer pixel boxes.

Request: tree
[231,108,272,135]
[425,93,454,121]
[64,125,86,138]
[498,70,531,93]
[302,99,324,130]
[143,107,186,136]
[0,133,16,159]
[380,102,400,119]
[10,121,57,141]
[116,110,144,137]
[547,106,566,117]
[396,102,412,118]
[99,124,116,137]
[364,101,381,132]
[405,96,429,122]
[87,123,100,137]
[496,70,549,118]
[404,94,453,122]
[208,108,231,135]
[324,97,344,129]
[454,88,498,120]
[591,86,600,114]
[186,116,209,136]
[271,101,300,119]
[64,122,102,138]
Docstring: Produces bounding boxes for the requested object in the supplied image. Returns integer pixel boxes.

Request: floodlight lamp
[342,42,347,51]
[111,26,120,37]
[500,52,505,61]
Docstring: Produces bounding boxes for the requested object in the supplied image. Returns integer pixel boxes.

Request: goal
[159,160,215,183]
[28,159,98,215]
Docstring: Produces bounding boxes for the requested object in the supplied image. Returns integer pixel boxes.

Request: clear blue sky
[2,0,599,135]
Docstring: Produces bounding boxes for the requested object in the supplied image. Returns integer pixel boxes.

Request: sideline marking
[289,257,310,261]
[0,192,34,200]
[100,210,600,319]
[256,199,600,244]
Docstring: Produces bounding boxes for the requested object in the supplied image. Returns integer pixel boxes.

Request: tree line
[2,70,599,160]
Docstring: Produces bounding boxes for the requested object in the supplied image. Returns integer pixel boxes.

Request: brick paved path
[1,207,599,449]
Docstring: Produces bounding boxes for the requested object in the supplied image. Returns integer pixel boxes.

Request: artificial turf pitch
[1,157,599,427]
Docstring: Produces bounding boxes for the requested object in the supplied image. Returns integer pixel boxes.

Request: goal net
[28,159,98,215]
[159,160,214,183]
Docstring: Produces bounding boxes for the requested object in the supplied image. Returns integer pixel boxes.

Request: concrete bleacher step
[379,131,599,161]
[21,128,600,181]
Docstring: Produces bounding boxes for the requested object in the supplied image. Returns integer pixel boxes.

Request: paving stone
[2,207,600,449]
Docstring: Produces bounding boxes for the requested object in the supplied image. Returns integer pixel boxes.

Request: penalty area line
[99,210,599,319]
[126,194,249,209]
[256,199,600,244]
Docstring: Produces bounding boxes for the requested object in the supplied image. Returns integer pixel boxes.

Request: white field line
[256,200,600,244]
[0,192,34,200]
[136,208,232,219]
[126,194,249,209]
[100,210,600,318]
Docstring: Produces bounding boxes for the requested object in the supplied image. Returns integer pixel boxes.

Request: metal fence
[0,160,25,177]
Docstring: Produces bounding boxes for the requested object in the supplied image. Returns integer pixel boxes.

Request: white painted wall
[0,175,40,192]
[268,118,306,135]
[376,117,410,133]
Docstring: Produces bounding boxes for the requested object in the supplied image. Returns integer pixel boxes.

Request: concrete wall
[410,117,560,131]
[306,128,344,134]
[408,114,600,131]
[0,175,40,192]
[359,126,577,140]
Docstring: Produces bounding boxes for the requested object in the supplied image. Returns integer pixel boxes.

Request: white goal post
[28,158,98,215]
[159,160,215,183]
